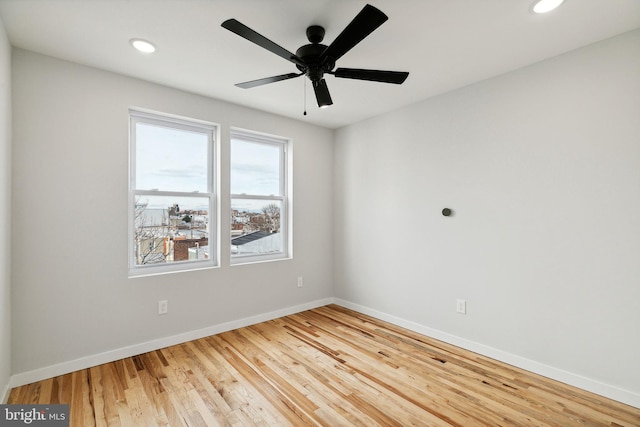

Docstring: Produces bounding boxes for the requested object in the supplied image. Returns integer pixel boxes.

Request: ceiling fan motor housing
[296,26,335,82]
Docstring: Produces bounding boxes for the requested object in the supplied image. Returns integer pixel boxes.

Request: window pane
[136,122,209,192]
[231,199,283,256]
[231,139,281,196]
[133,195,210,265]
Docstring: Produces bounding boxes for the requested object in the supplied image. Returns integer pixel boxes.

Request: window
[129,110,217,276]
[230,129,290,264]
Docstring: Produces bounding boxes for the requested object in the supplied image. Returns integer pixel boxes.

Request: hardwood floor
[8,304,640,426]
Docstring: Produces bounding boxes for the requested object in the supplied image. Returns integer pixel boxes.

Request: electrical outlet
[456,299,466,315]
[158,300,168,315]
[297,277,303,288]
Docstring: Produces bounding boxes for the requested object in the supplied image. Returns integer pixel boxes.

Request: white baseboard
[333,298,640,409]
[9,297,334,390]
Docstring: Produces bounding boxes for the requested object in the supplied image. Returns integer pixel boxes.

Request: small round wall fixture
[442,208,452,217]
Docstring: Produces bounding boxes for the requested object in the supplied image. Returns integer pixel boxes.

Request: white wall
[10,49,334,378]
[334,29,640,404]
[0,16,11,403]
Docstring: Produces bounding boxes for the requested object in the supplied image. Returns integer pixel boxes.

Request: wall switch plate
[158,300,168,315]
[297,277,303,288]
[456,299,466,314]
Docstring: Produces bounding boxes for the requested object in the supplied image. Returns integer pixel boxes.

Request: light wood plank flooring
[8,304,640,426]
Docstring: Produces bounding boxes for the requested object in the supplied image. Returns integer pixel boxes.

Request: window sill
[128,261,218,278]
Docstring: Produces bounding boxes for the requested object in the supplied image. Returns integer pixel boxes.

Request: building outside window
[230,129,290,264]
[129,110,217,276]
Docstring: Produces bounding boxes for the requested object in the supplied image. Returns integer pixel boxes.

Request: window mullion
[230,194,284,201]
[135,189,213,198]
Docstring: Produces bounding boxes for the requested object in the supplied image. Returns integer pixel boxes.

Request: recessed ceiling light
[130,38,156,53]
[532,0,565,14]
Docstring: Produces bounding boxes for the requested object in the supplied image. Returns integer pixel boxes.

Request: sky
[230,138,281,196]
[134,122,283,212]
[136,122,209,194]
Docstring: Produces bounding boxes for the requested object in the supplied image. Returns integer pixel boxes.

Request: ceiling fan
[221,4,409,108]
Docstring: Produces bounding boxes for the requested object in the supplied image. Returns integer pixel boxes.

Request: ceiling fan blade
[320,4,388,62]
[221,19,305,67]
[312,79,333,108]
[236,73,303,89]
[332,68,409,84]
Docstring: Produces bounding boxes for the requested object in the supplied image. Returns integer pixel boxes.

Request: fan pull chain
[303,78,307,116]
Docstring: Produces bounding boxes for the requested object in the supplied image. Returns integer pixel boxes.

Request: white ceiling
[0,0,639,129]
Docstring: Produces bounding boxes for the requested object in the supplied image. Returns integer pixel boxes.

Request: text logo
[0,405,69,426]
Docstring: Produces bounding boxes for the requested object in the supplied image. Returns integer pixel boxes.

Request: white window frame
[129,109,218,277]
[230,128,291,265]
